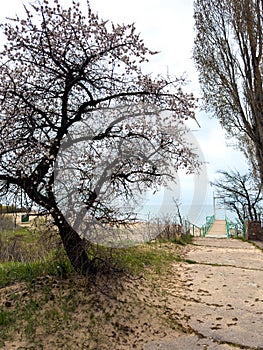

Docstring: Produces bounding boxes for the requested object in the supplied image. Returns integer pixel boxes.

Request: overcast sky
[0,0,249,224]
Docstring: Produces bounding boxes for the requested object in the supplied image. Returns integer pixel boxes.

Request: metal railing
[185,215,247,239]
[226,217,246,238]
[200,215,215,236]
[184,215,215,237]
[184,220,202,237]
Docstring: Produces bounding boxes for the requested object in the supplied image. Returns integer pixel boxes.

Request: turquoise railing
[226,217,232,237]
[184,215,215,237]
[187,215,246,239]
[241,220,246,238]
[184,220,202,237]
[200,215,215,236]
[226,217,246,238]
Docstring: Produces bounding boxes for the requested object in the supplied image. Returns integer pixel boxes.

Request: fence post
[225,217,229,238]
[242,220,246,238]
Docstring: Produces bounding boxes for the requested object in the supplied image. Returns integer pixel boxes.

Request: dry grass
[0,215,60,263]
[0,242,189,350]
[0,216,192,349]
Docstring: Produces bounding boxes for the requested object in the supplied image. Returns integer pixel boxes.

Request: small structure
[21,213,29,223]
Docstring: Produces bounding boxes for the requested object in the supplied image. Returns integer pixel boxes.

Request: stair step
[208,220,226,237]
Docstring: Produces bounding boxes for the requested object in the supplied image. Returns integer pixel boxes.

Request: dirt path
[145,238,263,350]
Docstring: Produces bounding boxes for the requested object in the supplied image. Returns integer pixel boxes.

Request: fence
[200,215,215,236]
[184,215,215,237]
[184,215,247,239]
[226,217,246,238]
[184,220,202,237]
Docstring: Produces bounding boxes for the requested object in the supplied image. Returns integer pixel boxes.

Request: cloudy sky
[0,0,248,225]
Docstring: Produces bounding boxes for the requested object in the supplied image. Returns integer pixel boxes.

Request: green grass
[116,242,182,275]
[0,229,189,286]
[0,253,73,288]
[0,276,81,344]
[172,234,193,245]
[249,240,263,252]
[0,225,191,348]
[1,227,21,236]
[1,226,35,238]
[0,248,77,345]
[155,234,193,246]
[0,309,14,327]
[0,242,184,290]
[234,236,248,242]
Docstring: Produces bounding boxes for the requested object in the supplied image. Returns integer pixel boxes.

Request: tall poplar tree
[194,0,263,184]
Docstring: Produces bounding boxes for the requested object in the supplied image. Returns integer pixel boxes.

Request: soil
[2,238,263,350]
[0,242,190,350]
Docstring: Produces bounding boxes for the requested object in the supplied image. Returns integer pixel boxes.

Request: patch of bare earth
[0,243,191,350]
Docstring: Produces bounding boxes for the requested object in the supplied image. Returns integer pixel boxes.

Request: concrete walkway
[206,220,227,238]
[145,237,263,350]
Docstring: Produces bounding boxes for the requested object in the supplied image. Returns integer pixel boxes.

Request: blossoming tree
[0,0,199,274]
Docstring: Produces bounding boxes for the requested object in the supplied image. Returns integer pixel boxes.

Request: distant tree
[0,0,199,274]
[172,197,183,226]
[193,0,263,184]
[211,170,262,222]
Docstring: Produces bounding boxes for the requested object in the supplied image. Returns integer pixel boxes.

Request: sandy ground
[1,238,263,349]
[0,242,188,350]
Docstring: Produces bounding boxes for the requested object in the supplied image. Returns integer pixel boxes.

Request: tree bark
[52,213,95,275]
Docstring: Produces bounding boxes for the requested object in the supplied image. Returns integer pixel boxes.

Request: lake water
[133,203,215,227]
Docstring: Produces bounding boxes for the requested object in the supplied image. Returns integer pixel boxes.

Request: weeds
[115,243,181,276]
[0,215,191,348]
[0,276,80,343]
[0,253,73,288]
[173,234,193,245]
[0,216,60,263]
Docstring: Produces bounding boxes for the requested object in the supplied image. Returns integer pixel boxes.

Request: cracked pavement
[144,238,263,350]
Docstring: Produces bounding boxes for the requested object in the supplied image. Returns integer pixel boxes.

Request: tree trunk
[53,213,95,275]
